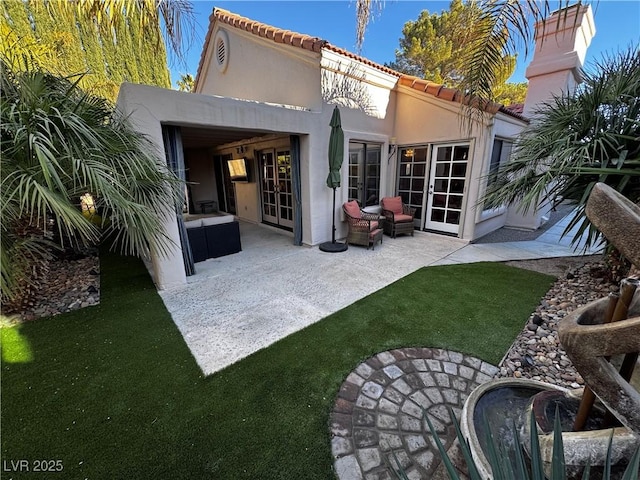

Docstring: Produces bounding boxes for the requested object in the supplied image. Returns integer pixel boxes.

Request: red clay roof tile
[504,103,525,115]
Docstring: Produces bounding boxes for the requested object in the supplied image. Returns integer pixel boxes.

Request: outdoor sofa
[184,215,242,262]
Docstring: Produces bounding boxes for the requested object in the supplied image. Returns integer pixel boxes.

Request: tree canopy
[358,0,579,107]
[0,0,195,101]
[386,0,527,105]
[177,73,195,92]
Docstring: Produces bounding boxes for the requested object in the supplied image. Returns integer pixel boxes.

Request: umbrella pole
[319,186,348,252]
[331,187,336,243]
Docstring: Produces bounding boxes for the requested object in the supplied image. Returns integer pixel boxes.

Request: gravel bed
[496,256,619,389]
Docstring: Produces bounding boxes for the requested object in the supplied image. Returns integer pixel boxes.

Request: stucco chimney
[522,4,595,118]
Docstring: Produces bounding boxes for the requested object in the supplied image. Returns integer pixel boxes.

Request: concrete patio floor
[159,214,602,376]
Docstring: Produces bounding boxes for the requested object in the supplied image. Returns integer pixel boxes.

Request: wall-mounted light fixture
[388,137,398,163]
[80,193,96,214]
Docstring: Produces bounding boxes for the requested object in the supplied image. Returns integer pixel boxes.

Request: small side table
[196,200,218,214]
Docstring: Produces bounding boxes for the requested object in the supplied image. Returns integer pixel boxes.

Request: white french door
[348,143,381,207]
[397,147,428,228]
[424,144,469,234]
[260,149,294,230]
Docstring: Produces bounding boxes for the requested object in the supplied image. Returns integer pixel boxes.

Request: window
[348,142,381,207]
[487,139,513,187]
[482,139,513,214]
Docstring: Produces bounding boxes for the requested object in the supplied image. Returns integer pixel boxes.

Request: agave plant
[415,407,640,480]
[0,58,182,302]
[481,45,640,251]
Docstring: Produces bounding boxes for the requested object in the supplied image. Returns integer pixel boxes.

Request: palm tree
[0,59,182,303]
[481,46,640,250]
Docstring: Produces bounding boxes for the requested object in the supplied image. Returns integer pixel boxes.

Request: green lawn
[1,253,554,479]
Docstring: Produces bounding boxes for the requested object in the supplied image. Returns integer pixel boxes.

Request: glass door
[348,143,381,207]
[397,146,428,228]
[214,153,235,214]
[260,149,293,230]
[425,144,469,234]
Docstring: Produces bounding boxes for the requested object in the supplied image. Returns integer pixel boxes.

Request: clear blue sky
[171,0,640,87]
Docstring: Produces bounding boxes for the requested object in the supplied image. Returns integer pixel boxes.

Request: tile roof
[503,103,525,115]
[195,8,527,121]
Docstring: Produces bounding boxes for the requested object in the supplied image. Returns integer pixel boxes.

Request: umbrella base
[319,241,348,253]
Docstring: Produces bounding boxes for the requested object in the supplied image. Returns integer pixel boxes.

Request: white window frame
[481,138,514,217]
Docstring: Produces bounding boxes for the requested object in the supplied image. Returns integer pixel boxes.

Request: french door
[348,143,381,207]
[260,149,293,230]
[397,147,428,228]
[424,144,469,234]
[214,153,235,214]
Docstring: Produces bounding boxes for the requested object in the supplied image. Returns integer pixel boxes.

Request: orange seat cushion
[394,214,413,223]
[344,200,362,219]
[382,196,403,215]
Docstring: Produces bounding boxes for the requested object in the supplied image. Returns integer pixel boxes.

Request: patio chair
[342,200,384,250]
[380,196,416,238]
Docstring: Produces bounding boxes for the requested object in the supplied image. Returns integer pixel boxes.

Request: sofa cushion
[382,196,403,215]
[344,200,362,219]
[184,219,203,229]
[202,215,235,226]
[394,214,414,223]
[370,221,379,231]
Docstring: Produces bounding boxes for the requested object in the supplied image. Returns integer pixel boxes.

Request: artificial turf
[1,253,554,479]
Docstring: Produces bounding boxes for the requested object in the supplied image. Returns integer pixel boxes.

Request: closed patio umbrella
[319,106,348,252]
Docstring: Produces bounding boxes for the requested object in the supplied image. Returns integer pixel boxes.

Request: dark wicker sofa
[185,215,242,262]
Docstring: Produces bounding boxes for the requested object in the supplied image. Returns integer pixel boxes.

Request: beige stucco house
[116,5,594,290]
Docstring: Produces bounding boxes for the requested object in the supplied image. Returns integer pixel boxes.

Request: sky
[170,0,640,87]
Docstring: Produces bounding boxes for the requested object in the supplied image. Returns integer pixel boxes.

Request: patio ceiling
[180,126,274,149]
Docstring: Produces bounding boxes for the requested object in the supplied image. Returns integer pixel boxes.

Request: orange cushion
[394,214,413,223]
[344,200,361,219]
[382,196,403,215]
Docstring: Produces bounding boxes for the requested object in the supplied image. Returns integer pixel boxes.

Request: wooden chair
[380,196,416,238]
[342,200,384,250]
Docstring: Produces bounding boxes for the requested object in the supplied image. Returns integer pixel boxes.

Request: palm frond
[480,44,640,250]
[1,57,183,300]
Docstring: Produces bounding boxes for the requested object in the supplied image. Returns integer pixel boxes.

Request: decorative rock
[497,258,618,389]
[2,251,100,323]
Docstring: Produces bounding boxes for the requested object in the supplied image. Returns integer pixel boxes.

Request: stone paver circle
[330,347,499,480]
